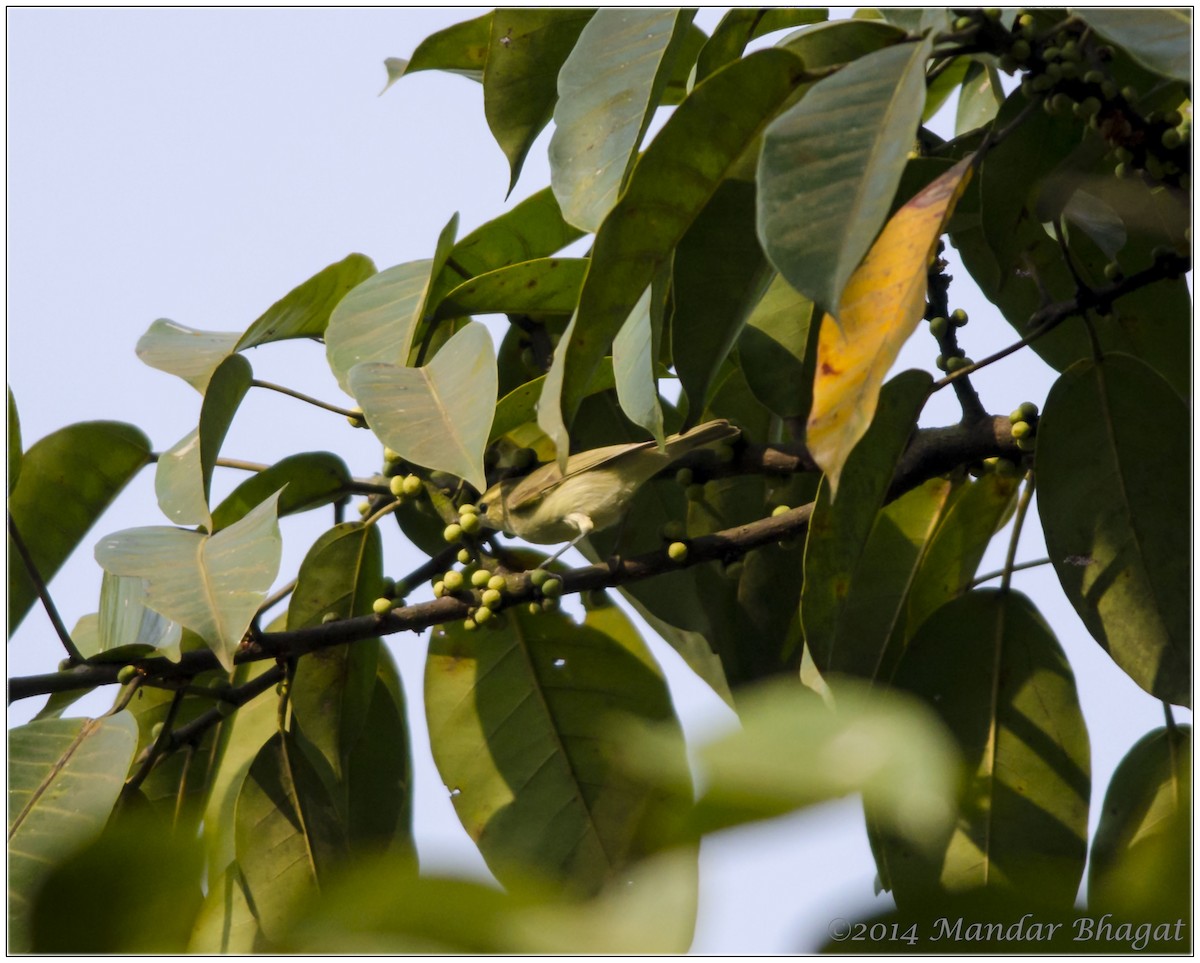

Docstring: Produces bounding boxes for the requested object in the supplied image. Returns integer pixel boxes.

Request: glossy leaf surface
[95,492,284,670]
[8,421,151,635]
[349,322,496,492]
[135,319,240,393]
[237,253,376,349]
[8,714,139,950]
[540,48,807,456]
[154,354,253,529]
[484,9,594,191]
[879,590,1090,910]
[425,605,685,895]
[758,36,934,314]
[550,9,695,231]
[1038,354,1190,707]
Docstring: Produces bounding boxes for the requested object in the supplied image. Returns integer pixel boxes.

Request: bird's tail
[662,419,741,461]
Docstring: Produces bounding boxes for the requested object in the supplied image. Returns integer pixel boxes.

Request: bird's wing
[506,439,655,509]
[504,419,737,510]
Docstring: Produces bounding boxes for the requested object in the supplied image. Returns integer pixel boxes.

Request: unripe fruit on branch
[1010,402,1039,423]
[443,570,464,592]
[372,597,393,615]
[667,541,688,563]
[443,523,463,544]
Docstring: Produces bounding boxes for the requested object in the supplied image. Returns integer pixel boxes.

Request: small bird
[478,419,739,560]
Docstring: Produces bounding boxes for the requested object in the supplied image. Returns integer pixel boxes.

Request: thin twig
[125,689,186,793]
[251,379,360,418]
[9,516,85,664]
[933,253,1191,392]
[212,457,270,473]
[969,556,1051,589]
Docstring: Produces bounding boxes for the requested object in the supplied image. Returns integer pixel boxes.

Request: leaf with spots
[806,158,972,495]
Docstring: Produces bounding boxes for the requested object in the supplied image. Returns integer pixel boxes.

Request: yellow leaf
[807,158,974,497]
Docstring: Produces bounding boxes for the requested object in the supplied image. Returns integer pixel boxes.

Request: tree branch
[7,413,1023,704]
[8,515,85,664]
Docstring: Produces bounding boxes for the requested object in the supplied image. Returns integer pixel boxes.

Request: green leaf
[1088,725,1191,919]
[955,59,1003,135]
[549,9,696,231]
[8,385,21,495]
[288,522,383,781]
[345,666,414,860]
[8,421,151,636]
[879,590,1090,910]
[1038,354,1190,707]
[1071,8,1191,83]
[154,353,253,529]
[736,273,817,420]
[777,17,906,67]
[94,491,284,670]
[383,12,492,89]
[801,371,933,676]
[8,713,139,951]
[210,452,352,532]
[433,257,588,321]
[505,847,700,953]
[447,186,584,279]
[188,865,264,953]
[236,731,347,941]
[135,319,240,393]
[809,478,953,680]
[758,36,934,314]
[899,471,1020,647]
[612,285,665,444]
[283,861,528,953]
[540,47,808,456]
[671,179,773,420]
[86,571,183,661]
[201,659,282,875]
[625,677,960,849]
[696,8,828,82]
[29,808,205,953]
[425,605,686,895]
[325,261,436,394]
[236,253,376,350]
[923,57,969,123]
[484,10,594,192]
[490,359,616,444]
[349,322,496,492]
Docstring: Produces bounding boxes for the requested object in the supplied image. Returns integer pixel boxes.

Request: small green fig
[667,541,688,563]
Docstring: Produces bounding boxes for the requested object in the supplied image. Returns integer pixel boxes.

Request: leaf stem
[8,515,85,664]
[999,472,1037,595]
[969,556,1051,589]
[251,379,360,419]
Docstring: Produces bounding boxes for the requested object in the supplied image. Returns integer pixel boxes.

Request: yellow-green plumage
[479,419,739,545]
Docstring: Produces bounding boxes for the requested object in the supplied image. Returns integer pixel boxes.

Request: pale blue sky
[7,7,1188,952]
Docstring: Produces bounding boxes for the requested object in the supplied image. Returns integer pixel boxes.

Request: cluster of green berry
[998,13,1190,191]
[1008,401,1039,453]
[929,308,972,373]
